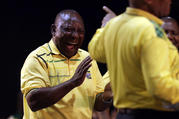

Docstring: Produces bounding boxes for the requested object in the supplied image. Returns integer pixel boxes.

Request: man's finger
[81,56,92,68]
[103,6,115,14]
[79,56,91,67]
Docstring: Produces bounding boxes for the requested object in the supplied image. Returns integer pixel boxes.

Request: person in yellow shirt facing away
[100,5,179,115]
[99,6,179,118]
[21,9,113,119]
[88,0,179,119]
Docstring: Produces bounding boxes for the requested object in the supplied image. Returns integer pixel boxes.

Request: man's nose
[167,32,174,41]
[72,31,80,40]
[167,32,178,47]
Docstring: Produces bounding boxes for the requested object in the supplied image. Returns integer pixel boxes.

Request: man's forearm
[26,79,76,112]
[25,55,92,112]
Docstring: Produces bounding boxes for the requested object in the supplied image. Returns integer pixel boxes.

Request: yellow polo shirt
[21,40,108,119]
[88,7,179,111]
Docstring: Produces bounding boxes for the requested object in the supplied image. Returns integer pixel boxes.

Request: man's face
[148,0,172,17]
[162,20,179,49]
[52,13,85,58]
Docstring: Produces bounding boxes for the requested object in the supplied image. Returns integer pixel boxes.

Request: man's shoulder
[27,43,50,59]
[131,17,153,27]
[78,49,89,57]
[110,15,154,31]
[149,20,165,39]
[129,17,164,37]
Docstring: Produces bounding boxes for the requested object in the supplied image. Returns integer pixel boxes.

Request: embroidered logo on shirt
[86,71,91,79]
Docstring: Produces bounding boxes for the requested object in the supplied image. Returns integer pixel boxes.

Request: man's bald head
[54,10,84,26]
[162,17,179,25]
[128,0,172,17]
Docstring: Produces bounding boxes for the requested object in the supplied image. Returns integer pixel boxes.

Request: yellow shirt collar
[49,39,60,55]
[126,7,163,26]
[48,39,80,59]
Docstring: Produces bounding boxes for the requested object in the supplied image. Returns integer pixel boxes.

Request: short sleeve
[91,60,109,94]
[88,28,106,63]
[21,54,50,97]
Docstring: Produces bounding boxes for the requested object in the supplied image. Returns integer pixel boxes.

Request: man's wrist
[101,93,113,104]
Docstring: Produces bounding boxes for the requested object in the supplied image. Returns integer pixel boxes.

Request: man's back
[105,8,167,110]
[89,7,179,111]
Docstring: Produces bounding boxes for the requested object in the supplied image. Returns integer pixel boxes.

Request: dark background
[1,0,179,117]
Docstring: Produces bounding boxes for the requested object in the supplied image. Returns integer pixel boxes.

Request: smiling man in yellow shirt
[88,0,179,119]
[21,10,112,119]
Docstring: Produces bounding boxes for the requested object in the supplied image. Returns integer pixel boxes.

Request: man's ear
[144,0,153,4]
[51,24,56,37]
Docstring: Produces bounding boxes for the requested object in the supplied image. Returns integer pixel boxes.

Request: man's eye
[63,28,73,32]
[173,32,179,36]
[78,30,85,34]
[164,30,169,34]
